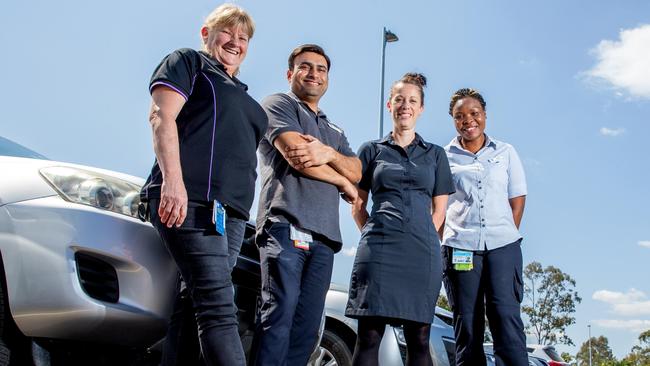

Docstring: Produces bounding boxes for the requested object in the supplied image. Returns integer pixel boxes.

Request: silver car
[0,136,178,364]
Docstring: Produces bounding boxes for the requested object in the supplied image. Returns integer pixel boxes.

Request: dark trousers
[251,223,334,366]
[442,240,528,366]
[150,200,246,366]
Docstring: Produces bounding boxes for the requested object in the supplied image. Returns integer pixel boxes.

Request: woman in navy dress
[345,73,454,366]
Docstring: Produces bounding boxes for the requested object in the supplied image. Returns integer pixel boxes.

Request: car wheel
[0,270,11,366]
[0,340,9,366]
[315,329,353,366]
[0,268,33,366]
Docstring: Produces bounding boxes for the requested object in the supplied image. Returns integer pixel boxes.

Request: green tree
[622,329,650,365]
[575,335,616,366]
[561,351,574,363]
[522,261,582,345]
[436,293,450,311]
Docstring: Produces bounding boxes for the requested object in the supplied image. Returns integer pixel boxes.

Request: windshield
[0,136,48,160]
[544,346,564,361]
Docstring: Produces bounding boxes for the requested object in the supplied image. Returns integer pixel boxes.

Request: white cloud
[585,24,650,99]
[593,289,650,316]
[341,246,357,257]
[599,127,625,137]
[593,319,650,332]
[594,289,646,304]
[638,241,650,248]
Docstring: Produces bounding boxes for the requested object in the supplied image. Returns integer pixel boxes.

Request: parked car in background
[526,344,569,365]
[484,343,567,366]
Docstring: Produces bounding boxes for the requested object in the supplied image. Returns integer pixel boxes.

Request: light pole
[588,324,592,366]
[378,27,398,139]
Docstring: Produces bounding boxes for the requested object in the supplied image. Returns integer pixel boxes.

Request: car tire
[0,340,9,366]
[0,268,11,366]
[316,329,353,366]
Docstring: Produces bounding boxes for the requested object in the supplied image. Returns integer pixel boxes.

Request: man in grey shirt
[251,44,361,366]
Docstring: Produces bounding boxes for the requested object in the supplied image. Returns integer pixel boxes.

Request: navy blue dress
[345,133,454,324]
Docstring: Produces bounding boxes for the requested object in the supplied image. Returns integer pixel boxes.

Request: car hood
[0,156,145,207]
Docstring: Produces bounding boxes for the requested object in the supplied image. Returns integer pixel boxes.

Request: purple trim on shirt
[150,81,188,101]
[202,72,218,201]
[189,73,198,96]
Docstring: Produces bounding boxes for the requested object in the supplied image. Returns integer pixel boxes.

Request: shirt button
[478,187,482,190]
[481,205,484,208]
[481,218,485,222]
[478,180,482,183]
[482,224,486,227]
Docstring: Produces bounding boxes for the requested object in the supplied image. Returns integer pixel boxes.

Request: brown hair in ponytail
[390,72,427,106]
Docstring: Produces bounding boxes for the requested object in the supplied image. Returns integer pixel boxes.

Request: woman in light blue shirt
[442,88,528,366]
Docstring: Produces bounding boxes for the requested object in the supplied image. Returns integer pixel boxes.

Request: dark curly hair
[448,88,486,116]
[390,72,427,105]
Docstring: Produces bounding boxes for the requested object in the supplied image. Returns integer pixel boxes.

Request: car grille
[443,337,456,366]
[398,344,407,364]
[75,253,119,303]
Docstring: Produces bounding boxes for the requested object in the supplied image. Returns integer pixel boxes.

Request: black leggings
[352,317,432,366]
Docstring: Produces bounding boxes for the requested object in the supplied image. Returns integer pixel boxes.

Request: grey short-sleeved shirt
[256,92,356,252]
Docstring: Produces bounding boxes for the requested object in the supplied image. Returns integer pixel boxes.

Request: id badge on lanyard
[212,200,226,236]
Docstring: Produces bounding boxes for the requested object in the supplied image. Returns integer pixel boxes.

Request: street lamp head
[384,29,398,43]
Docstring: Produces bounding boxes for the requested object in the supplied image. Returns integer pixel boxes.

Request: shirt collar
[379,132,427,148]
[449,133,496,153]
[286,91,327,119]
[198,50,248,91]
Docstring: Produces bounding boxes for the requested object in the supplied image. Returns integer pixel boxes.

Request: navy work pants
[251,223,334,366]
[150,200,246,366]
[442,240,528,366]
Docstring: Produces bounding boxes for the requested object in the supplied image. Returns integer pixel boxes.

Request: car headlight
[393,326,407,346]
[40,166,142,218]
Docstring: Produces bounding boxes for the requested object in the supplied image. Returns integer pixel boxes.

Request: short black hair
[288,44,331,71]
[449,88,486,116]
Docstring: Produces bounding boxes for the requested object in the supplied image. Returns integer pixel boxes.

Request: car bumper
[0,196,176,346]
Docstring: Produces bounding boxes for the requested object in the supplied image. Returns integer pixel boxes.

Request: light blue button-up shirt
[442,135,527,251]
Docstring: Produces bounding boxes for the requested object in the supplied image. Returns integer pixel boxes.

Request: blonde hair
[201,3,255,52]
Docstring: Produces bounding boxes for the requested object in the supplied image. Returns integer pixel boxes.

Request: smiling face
[287,51,329,107]
[452,96,486,143]
[388,82,424,131]
[201,24,249,76]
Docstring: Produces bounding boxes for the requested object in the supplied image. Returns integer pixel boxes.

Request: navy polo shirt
[141,48,268,220]
[256,92,356,251]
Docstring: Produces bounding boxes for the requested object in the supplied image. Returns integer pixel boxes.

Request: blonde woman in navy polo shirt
[442,88,528,366]
[346,73,454,366]
[141,4,267,365]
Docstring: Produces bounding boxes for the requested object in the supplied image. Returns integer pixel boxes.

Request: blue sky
[2,0,649,359]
